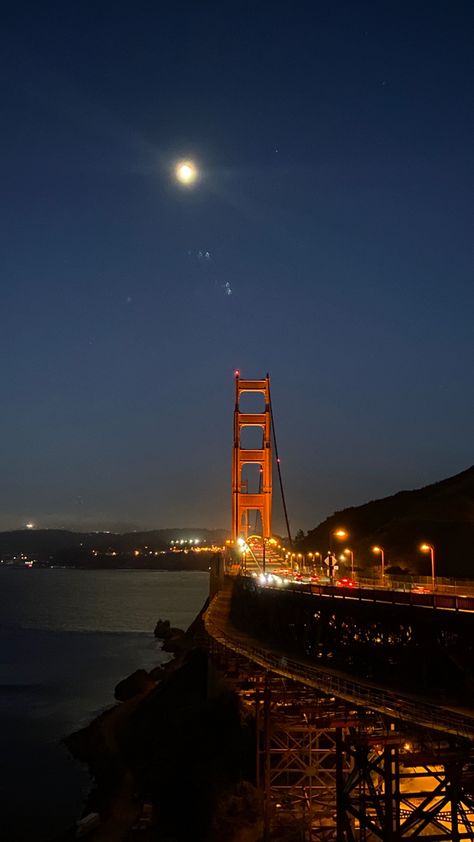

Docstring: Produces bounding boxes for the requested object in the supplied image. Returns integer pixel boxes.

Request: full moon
[175,159,198,186]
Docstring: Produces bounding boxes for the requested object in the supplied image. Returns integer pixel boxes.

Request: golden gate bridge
[203,372,474,841]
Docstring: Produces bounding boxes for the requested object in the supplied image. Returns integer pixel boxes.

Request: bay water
[0,568,209,841]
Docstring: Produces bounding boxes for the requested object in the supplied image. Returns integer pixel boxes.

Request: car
[335,577,358,588]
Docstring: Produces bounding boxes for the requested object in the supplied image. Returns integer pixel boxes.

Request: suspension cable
[268,374,293,547]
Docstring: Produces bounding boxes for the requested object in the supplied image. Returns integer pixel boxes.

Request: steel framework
[336,730,474,841]
[205,588,474,841]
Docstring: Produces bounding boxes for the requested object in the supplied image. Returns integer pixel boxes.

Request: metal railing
[226,555,474,594]
[233,570,474,613]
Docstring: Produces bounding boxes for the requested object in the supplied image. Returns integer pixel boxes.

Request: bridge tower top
[232,371,272,541]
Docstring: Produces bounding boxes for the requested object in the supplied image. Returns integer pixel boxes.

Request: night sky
[1,2,473,534]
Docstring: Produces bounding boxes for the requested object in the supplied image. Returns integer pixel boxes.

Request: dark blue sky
[1,1,473,533]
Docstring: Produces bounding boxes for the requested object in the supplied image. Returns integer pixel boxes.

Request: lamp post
[372,546,385,583]
[237,537,249,573]
[420,543,436,591]
[343,548,354,579]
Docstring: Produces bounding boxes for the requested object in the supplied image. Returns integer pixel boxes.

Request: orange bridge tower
[232,372,272,541]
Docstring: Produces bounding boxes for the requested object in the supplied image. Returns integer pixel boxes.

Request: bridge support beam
[335,730,474,840]
[205,590,474,841]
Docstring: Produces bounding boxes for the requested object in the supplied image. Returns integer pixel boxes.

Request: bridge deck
[205,587,474,740]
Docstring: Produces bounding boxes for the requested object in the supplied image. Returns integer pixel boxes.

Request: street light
[420,543,436,591]
[343,548,354,578]
[330,528,348,554]
[237,537,250,573]
[262,537,272,575]
[372,546,385,583]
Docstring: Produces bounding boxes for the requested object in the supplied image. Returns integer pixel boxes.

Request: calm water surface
[0,568,209,841]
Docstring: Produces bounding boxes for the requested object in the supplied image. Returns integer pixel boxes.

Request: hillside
[301,466,474,578]
[0,527,227,561]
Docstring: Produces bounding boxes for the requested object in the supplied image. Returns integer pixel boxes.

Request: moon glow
[175,160,198,185]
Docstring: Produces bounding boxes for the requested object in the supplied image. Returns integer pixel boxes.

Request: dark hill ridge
[302,465,474,578]
[0,527,228,558]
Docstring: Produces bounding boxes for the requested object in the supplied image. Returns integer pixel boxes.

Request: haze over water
[0,568,209,841]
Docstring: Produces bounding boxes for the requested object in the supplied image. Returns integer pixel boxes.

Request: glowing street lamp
[330,528,348,554]
[343,548,354,578]
[262,537,271,575]
[372,546,385,582]
[420,543,436,591]
[237,537,249,564]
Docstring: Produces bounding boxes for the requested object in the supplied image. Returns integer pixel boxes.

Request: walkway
[204,588,474,740]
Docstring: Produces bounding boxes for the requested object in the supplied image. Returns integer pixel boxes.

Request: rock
[148,665,166,682]
[114,669,155,701]
[154,619,171,638]
[161,628,186,653]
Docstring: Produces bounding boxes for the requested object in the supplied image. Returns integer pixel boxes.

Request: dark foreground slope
[63,607,261,842]
[303,465,474,576]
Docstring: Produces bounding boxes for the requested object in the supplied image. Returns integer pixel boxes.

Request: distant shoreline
[0,556,212,572]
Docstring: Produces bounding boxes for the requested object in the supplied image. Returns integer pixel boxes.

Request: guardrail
[291,581,474,612]
[356,575,474,597]
[238,573,474,613]
[204,591,474,740]
[226,556,474,594]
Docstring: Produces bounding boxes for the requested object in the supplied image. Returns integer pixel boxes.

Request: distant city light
[25,522,35,529]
